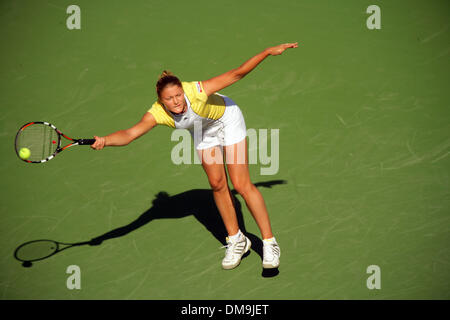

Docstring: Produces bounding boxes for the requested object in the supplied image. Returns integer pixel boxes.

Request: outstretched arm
[91,112,157,150]
[202,42,298,96]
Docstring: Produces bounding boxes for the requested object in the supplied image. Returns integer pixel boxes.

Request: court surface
[0,0,449,299]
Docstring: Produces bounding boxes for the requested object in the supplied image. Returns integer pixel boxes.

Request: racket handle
[77,139,96,145]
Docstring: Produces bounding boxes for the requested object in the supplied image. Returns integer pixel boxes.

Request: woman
[91,42,298,270]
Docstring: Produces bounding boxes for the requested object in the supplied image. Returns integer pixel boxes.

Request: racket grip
[78,139,96,145]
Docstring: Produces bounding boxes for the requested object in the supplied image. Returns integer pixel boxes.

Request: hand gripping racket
[15,121,95,163]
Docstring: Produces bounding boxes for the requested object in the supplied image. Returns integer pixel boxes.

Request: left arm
[202,42,298,96]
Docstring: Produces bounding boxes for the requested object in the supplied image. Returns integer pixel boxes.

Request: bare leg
[224,139,274,240]
[198,146,239,237]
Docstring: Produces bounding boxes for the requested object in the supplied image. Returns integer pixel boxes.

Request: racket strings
[16,124,59,161]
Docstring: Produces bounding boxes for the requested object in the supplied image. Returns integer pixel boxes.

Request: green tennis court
[1,0,449,300]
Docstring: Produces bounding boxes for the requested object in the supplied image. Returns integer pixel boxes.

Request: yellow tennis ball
[19,147,31,160]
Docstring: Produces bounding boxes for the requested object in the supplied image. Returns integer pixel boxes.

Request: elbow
[231,68,245,82]
[125,136,136,146]
[123,130,136,146]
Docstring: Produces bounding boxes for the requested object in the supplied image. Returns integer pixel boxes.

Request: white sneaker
[221,235,251,270]
[263,238,280,269]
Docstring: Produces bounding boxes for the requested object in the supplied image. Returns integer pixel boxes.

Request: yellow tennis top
[147,81,226,128]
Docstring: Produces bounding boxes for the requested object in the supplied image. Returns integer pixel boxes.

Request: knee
[232,180,253,196]
[208,175,228,192]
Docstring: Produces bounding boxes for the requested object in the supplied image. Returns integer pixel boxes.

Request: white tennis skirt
[192,95,247,150]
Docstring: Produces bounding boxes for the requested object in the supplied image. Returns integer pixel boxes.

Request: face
[160,84,187,114]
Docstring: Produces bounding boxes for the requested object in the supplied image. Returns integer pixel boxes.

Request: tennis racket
[14,239,91,267]
[15,121,95,163]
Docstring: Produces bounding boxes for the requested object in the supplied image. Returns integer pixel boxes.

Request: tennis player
[91,42,298,269]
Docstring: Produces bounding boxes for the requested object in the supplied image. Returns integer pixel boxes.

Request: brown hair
[156,70,182,100]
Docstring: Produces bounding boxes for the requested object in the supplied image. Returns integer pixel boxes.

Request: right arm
[91,112,157,150]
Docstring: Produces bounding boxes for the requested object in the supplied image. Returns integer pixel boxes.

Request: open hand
[266,42,299,56]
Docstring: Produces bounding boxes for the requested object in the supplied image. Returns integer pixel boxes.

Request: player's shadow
[90,180,286,278]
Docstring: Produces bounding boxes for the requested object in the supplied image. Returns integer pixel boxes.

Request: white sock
[228,230,244,242]
[263,237,277,245]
